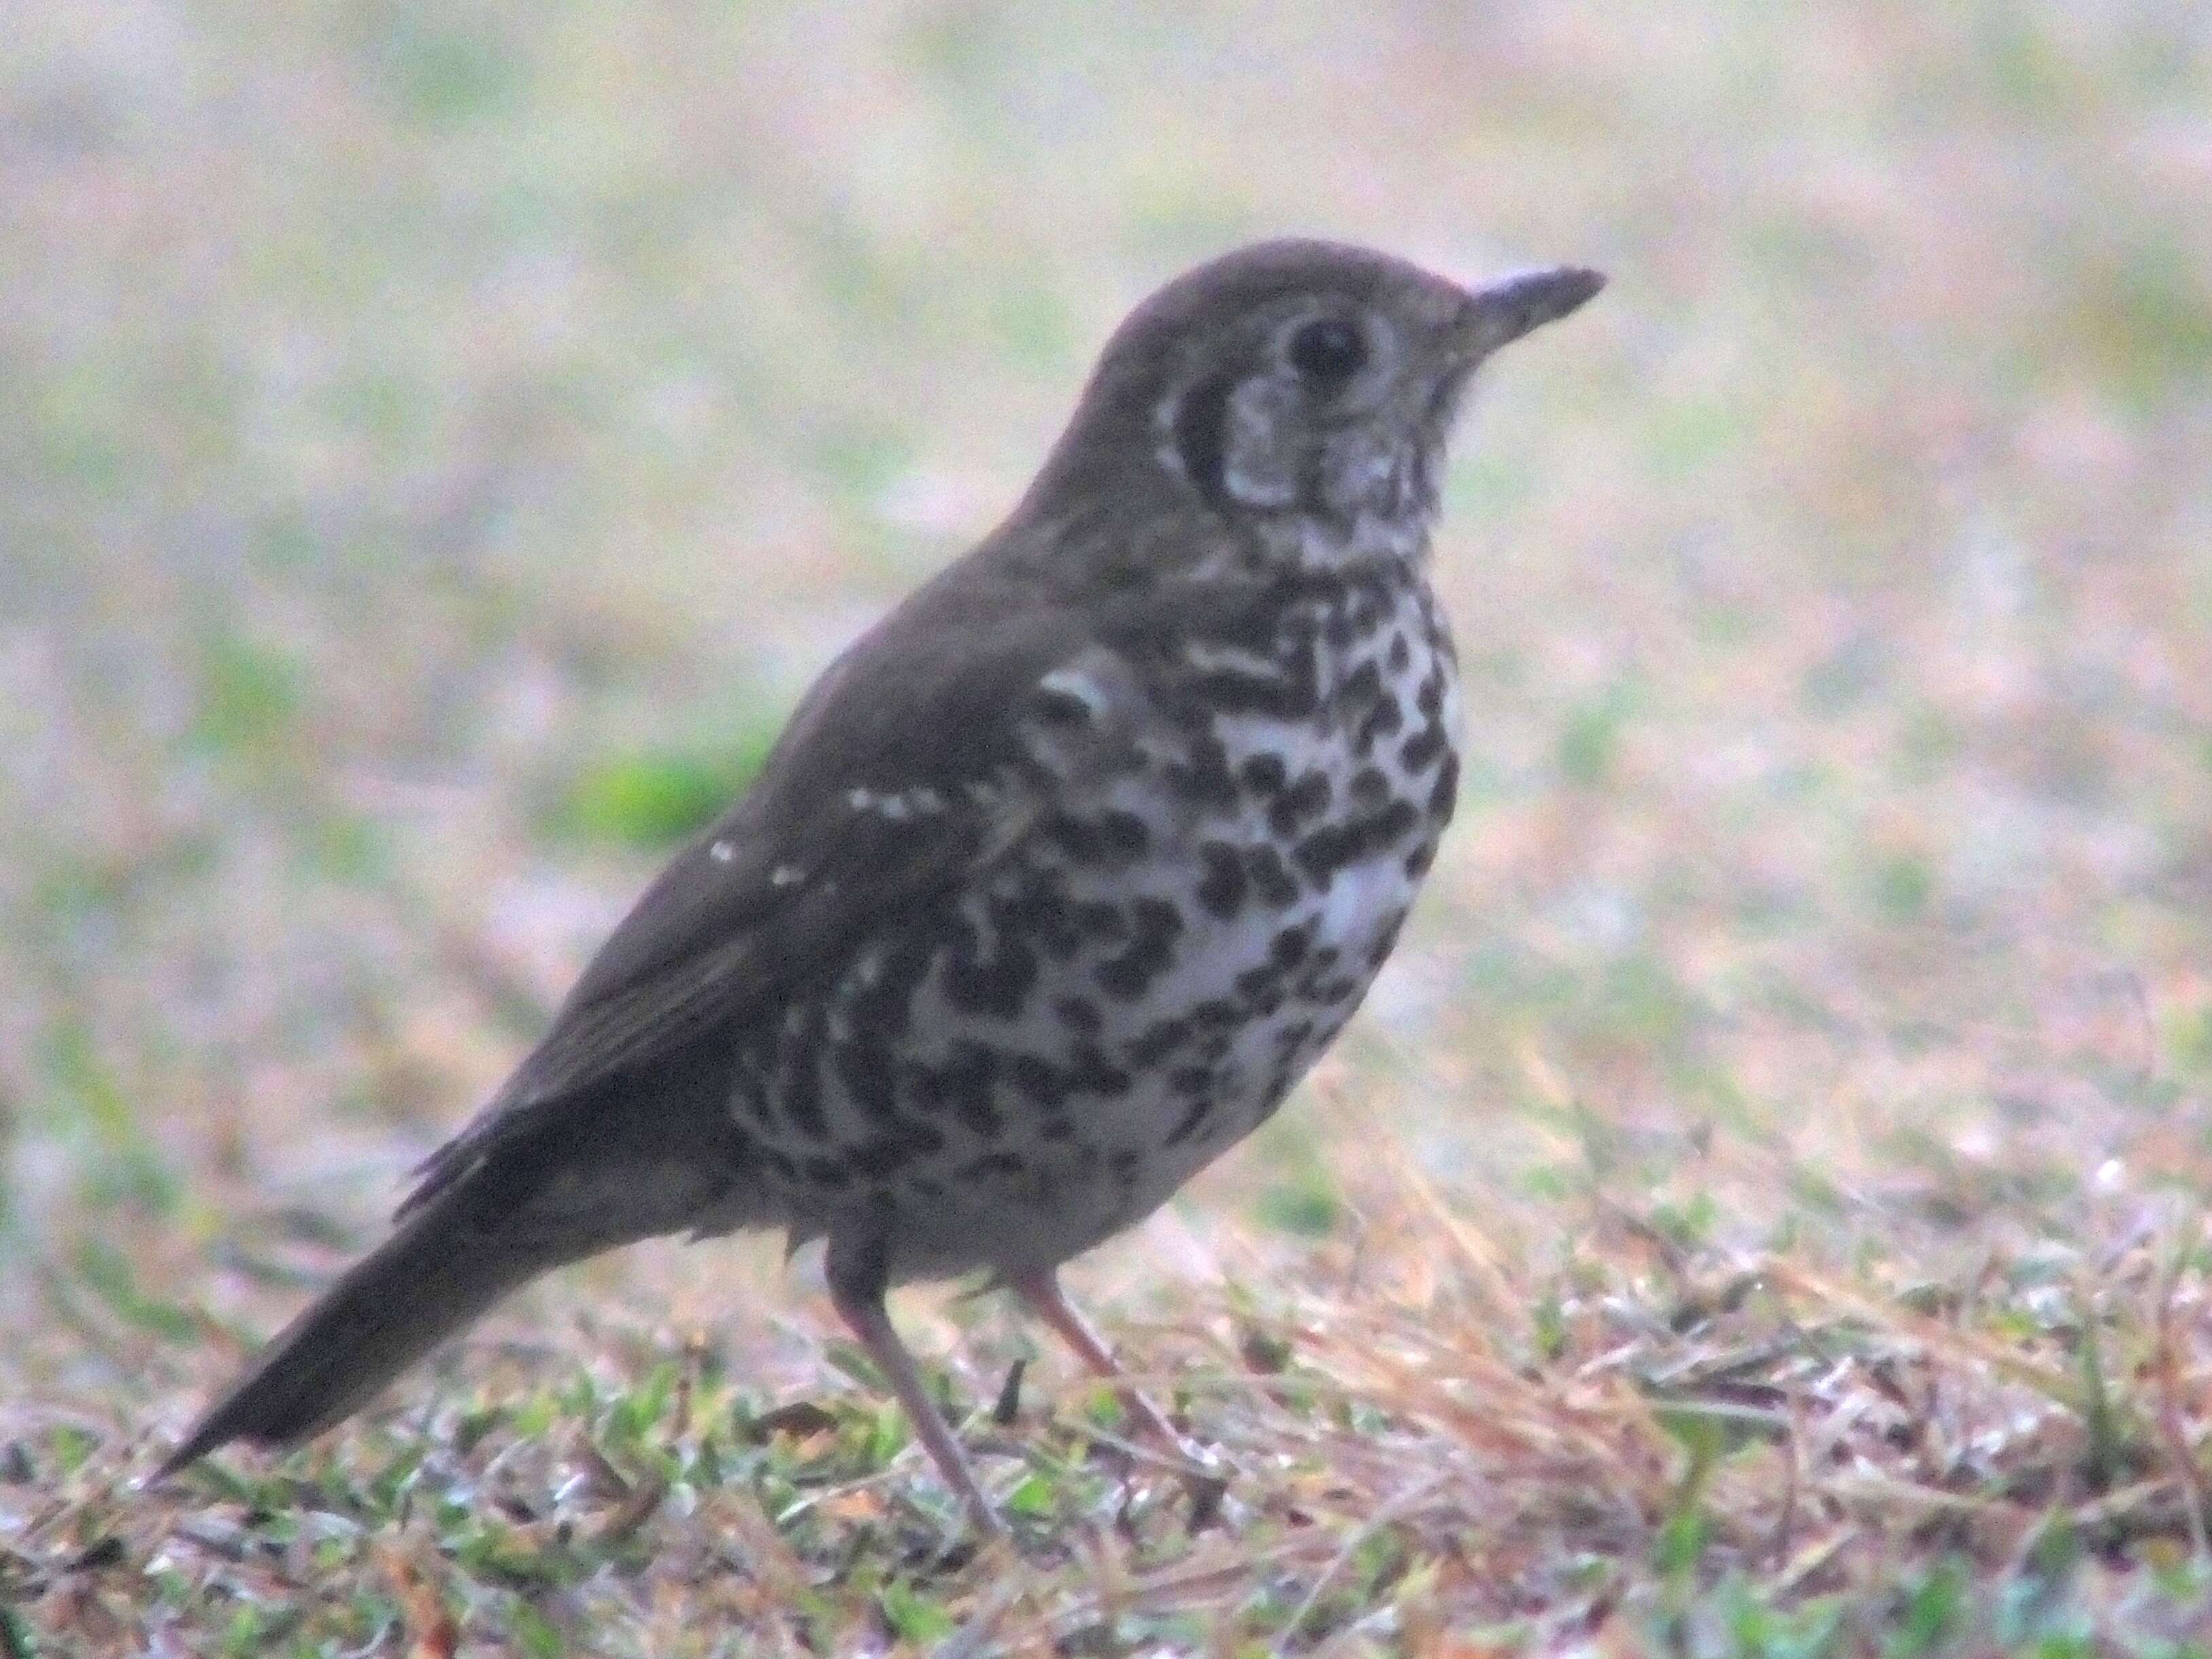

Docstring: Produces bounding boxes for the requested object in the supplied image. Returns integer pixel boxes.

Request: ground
[5,3,2212,1654]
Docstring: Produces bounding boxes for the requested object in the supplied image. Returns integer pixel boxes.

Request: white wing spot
[709,839,736,863]
[847,784,942,821]
[1038,665,1106,716]
[770,864,805,887]
[1182,639,1286,678]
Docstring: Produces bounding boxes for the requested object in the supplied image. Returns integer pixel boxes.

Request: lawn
[5,3,2212,1654]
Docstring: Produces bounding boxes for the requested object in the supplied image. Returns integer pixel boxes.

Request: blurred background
[4,0,2212,1604]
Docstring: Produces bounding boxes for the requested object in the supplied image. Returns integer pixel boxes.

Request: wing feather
[397,561,1124,1215]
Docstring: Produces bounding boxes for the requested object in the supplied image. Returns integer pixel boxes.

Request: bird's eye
[1285,316,1369,387]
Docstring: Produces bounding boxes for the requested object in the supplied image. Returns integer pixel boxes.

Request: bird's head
[1017,239,1603,571]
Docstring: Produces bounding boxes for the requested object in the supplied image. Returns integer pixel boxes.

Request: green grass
[5,1,2212,1653]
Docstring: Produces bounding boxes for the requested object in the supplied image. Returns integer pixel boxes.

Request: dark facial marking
[1171,370,1237,505]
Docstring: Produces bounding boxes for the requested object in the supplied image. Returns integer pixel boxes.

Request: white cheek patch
[1221,376,1301,508]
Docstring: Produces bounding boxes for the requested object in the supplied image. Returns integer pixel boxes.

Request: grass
[5,1,2212,1652]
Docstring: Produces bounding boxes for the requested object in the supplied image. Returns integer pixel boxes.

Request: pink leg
[828,1244,1005,1539]
[1010,1271,1192,1455]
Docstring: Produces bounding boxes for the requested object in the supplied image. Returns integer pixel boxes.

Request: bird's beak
[1456,265,1607,358]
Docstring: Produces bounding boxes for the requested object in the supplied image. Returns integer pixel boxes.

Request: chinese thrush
[158,239,1603,1534]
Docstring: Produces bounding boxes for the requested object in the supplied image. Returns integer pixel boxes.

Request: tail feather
[153,1180,558,1480]
[156,1036,757,1481]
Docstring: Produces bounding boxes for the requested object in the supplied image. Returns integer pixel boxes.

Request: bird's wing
[396,562,1207,1218]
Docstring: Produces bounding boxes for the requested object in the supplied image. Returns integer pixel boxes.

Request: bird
[154,238,1603,1535]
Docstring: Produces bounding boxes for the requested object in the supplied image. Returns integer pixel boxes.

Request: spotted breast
[733,552,1461,1283]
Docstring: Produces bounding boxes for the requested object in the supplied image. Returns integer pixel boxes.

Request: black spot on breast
[992,870,1084,962]
[1355,696,1404,756]
[1039,811,1101,863]
[1235,959,1284,1003]
[1007,1052,1071,1109]
[1135,895,1185,939]
[912,1043,1003,1137]
[1124,1015,1186,1067]
[1291,824,1347,889]
[1239,753,1289,797]
[960,1150,1026,1181]
[1196,841,1247,919]
[1375,799,1420,843]
[1190,997,1237,1030]
[803,1154,850,1188]
[1400,723,1447,773]
[1095,896,1184,1000]
[957,1095,1003,1137]
[1246,844,1298,905]
[937,909,979,959]
[1271,924,1311,969]
[1388,633,1411,671]
[1096,809,1150,859]
[1055,996,1103,1036]
[1336,660,1382,716]
[943,931,1039,1020]
[1073,900,1128,944]
[1294,800,1420,889]
[1428,753,1460,816]
[1045,810,1149,865]
[1167,731,1240,809]
[1350,766,1390,807]
[1068,1044,1133,1096]
[1404,841,1437,881]
[1267,771,1332,836]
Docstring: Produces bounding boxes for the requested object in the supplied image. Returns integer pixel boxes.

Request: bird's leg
[826,1237,1005,1540]
[1009,1271,1199,1461]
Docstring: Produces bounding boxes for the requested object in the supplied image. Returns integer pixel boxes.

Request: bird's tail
[152,1170,575,1480]
[155,1049,756,1481]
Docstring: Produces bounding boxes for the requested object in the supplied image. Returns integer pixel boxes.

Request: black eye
[1286,316,1369,386]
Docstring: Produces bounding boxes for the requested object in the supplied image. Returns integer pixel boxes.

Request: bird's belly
[842,806,1433,1282]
